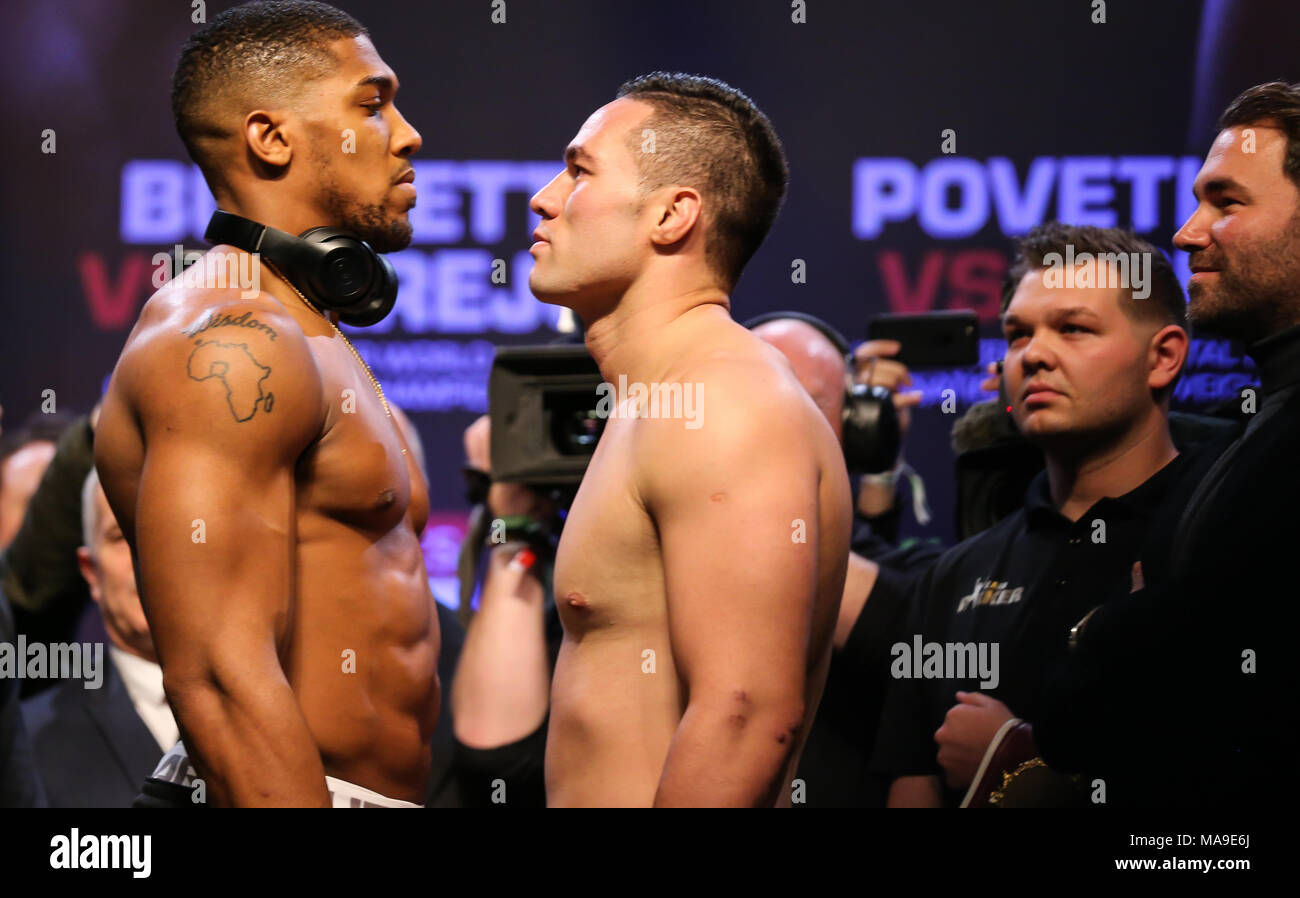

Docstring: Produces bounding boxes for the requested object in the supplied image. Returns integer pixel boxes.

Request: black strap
[204,210,268,253]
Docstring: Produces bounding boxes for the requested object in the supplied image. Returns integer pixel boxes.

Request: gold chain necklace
[264,261,406,455]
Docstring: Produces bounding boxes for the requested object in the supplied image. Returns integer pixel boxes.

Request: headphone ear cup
[299,228,378,299]
[340,254,397,328]
[296,228,396,326]
[842,384,901,474]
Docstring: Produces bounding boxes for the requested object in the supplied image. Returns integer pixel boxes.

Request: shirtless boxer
[530,73,852,806]
[94,1,434,806]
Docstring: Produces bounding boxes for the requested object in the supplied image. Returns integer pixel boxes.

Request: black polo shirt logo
[956,577,1024,613]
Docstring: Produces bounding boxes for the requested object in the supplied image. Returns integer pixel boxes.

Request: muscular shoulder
[116,284,326,460]
[635,334,830,503]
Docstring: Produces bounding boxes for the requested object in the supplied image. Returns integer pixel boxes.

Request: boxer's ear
[243,109,293,169]
[649,186,702,247]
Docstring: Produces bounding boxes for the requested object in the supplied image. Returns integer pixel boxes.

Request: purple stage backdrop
[2,0,1297,602]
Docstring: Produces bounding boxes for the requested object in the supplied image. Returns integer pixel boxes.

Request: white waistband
[326,775,423,808]
[151,742,422,807]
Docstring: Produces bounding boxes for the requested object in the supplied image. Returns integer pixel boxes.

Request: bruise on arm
[640,364,822,805]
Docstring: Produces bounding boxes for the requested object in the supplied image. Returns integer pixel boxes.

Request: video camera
[488,344,605,489]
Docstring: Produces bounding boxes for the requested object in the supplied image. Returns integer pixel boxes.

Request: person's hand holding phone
[852,339,923,439]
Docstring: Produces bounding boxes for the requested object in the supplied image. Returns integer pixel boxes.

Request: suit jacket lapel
[80,656,165,791]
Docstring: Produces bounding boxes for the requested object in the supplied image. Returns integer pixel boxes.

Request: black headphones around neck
[204,210,398,327]
[743,310,901,474]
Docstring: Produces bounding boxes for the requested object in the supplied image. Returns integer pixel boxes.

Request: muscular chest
[298,340,429,536]
[552,418,663,635]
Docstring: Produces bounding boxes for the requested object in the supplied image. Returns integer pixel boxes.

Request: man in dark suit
[1034,82,1300,807]
[0,588,45,807]
[22,469,173,807]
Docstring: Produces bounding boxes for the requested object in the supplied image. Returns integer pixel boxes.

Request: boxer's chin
[328,188,414,253]
[528,267,606,316]
[527,265,569,307]
[528,270,565,306]
[359,216,413,254]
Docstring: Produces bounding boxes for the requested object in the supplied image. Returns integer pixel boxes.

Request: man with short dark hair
[532,73,852,807]
[612,73,789,289]
[1034,82,1300,807]
[873,222,1227,807]
[95,0,435,807]
[169,0,416,252]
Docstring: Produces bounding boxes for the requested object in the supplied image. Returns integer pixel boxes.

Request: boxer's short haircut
[616,72,789,291]
[1219,81,1300,192]
[1000,222,1187,333]
[171,0,366,187]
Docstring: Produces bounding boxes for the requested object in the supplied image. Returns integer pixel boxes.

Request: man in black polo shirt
[1034,82,1300,808]
[873,222,1229,807]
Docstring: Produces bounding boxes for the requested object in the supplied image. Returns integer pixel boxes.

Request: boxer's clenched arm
[122,299,330,806]
[642,364,820,807]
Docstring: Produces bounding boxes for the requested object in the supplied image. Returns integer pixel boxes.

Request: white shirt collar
[109,645,178,751]
[109,645,166,707]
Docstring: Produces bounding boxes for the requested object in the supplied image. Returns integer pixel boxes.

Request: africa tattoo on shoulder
[186,339,275,422]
